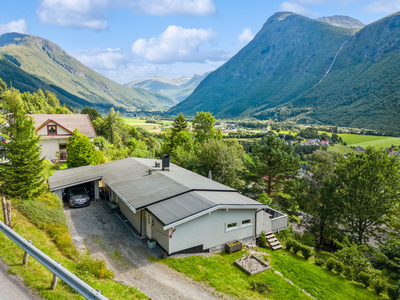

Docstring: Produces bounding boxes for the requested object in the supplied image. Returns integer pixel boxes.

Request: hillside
[0,33,177,110]
[171,12,400,133]
[125,72,210,102]
[170,12,355,117]
[316,15,365,29]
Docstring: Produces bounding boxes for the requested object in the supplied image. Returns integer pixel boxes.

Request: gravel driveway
[64,202,226,300]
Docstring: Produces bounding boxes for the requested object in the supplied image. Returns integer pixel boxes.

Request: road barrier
[0,221,108,300]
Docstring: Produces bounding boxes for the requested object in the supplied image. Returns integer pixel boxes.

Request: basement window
[226,221,238,231]
[241,219,252,227]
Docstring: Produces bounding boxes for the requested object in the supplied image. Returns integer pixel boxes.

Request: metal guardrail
[0,221,109,300]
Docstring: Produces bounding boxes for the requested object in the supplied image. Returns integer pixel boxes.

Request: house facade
[48,157,288,255]
[30,114,96,161]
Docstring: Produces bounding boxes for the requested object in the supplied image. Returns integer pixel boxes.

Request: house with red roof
[30,114,97,161]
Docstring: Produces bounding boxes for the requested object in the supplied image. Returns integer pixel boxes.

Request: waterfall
[319,40,347,82]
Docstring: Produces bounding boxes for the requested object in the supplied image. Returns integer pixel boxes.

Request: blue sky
[0,0,399,84]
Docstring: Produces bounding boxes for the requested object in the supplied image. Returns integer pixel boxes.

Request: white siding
[152,218,170,253]
[37,121,70,136]
[256,210,272,236]
[169,209,256,254]
[119,200,141,233]
[41,139,59,160]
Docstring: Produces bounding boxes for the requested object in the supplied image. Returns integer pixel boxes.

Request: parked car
[63,186,91,208]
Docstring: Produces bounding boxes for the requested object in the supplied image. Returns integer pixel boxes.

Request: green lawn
[318,132,400,148]
[327,145,359,155]
[351,137,400,148]
[160,248,382,300]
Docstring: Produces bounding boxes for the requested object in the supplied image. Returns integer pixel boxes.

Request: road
[0,259,40,300]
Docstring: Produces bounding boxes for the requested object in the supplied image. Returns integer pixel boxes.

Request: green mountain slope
[170,12,356,117]
[316,15,365,29]
[125,72,210,102]
[0,33,177,110]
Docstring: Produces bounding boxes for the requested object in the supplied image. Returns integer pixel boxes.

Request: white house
[30,114,96,161]
[48,157,288,255]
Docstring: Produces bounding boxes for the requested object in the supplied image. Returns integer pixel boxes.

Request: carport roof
[49,157,239,211]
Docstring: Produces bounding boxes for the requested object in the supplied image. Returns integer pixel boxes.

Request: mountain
[316,15,365,29]
[125,72,210,102]
[170,12,400,133]
[0,33,178,111]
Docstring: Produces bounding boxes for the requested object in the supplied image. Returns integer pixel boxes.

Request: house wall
[169,209,257,254]
[152,216,170,253]
[118,200,141,233]
[37,122,71,136]
[41,139,60,160]
[256,210,272,237]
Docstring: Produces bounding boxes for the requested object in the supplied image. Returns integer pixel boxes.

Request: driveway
[0,259,41,300]
[64,202,226,300]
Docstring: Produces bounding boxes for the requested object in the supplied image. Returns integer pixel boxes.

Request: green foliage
[334,260,344,274]
[387,284,400,300]
[301,245,315,260]
[66,129,100,168]
[259,231,267,247]
[192,111,222,144]
[326,258,336,271]
[0,88,46,199]
[372,278,387,295]
[292,240,302,255]
[358,271,372,288]
[315,258,325,266]
[285,238,295,251]
[81,106,101,121]
[343,265,355,281]
[76,256,114,280]
[250,281,271,294]
[334,239,372,274]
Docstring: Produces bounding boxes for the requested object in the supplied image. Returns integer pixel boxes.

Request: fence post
[6,200,11,228]
[2,196,8,226]
[23,241,32,265]
[50,262,61,290]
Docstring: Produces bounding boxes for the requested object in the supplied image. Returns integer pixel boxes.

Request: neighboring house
[48,157,288,255]
[355,146,365,152]
[30,114,96,161]
[320,140,329,146]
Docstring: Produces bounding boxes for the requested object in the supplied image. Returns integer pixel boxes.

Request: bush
[326,258,336,271]
[301,245,315,260]
[334,260,344,274]
[250,281,271,294]
[358,271,372,288]
[343,266,355,281]
[387,285,400,300]
[315,258,325,266]
[372,278,387,295]
[76,256,114,280]
[292,240,302,254]
[259,231,267,247]
[300,233,317,248]
[285,238,295,251]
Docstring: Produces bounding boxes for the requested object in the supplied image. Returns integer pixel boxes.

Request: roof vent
[162,154,170,171]
[208,170,212,180]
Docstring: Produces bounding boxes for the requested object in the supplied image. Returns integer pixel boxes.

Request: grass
[160,248,383,300]
[327,145,359,155]
[0,200,148,300]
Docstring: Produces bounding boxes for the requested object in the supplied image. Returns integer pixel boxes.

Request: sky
[0,0,399,84]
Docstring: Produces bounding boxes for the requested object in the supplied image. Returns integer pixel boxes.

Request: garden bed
[234,255,270,275]
[225,240,242,253]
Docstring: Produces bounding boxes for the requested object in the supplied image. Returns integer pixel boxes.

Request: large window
[226,221,238,231]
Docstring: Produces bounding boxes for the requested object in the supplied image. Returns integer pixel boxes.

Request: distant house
[320,140,329,146]
[30,114,96,161]
[48,157,288,254]
[355,146,365,152]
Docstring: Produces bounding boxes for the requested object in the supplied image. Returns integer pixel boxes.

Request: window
[226,221,238,231]
[47,125,57,135]
[241,219,252,227]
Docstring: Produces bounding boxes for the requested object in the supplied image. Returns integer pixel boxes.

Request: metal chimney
[208,170,212,180]
[162,154,170,171]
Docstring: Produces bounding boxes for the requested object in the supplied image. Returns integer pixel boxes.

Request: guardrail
[0,221,108,300]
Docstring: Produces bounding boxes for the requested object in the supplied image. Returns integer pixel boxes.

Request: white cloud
[279,1,319,17]
[131,25,230,64]
[70,48,130,70]
[0,19,29,36]
[367,0,400,13]
[36,0,216,30]
[237,28,254,45]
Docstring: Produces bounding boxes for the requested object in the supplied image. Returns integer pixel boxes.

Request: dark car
[64,187,91,208]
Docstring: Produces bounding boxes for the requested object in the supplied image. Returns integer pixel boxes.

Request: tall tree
[300,150,341,250]
[335,147,400,244]
[247,132,300,196]
[1,88,45,199]
[66,129,100,168]
[81,106,101,121]
[192,111,222,144]
[171,113,188,135]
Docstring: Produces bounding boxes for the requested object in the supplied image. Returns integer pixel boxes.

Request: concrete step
[266,234,275,239]
[268,238,278,243]
[272,245,283,250]
[265,231,273,236]
[270,241,280,247]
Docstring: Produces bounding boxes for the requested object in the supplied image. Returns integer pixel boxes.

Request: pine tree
[171,113,188,135]
[67,129,100,168]
[1,88,46,199]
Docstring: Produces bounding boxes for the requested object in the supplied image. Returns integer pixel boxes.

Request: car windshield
[70,188,87,195]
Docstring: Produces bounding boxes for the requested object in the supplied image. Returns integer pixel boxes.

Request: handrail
[0,221,108,300]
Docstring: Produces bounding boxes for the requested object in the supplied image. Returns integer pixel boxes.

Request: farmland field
[319,132,400,149]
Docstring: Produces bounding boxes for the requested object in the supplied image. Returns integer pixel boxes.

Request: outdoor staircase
[265,231,282,250]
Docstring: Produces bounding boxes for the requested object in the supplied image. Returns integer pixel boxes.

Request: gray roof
[48,157,266,226]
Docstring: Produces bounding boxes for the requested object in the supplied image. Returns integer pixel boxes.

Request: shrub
[343,265,355,281]
[250,281,271,294]
[259,231,267,247]
[76,256,114,280]
[300,233,317,248]
[334,260,344,274]
[326,258,336,271]
[315,258,325,266]
[292,240,302,254]
[285,238,295,251]
[301,245,315,260]
[372,278,387,295]
[358,271,372,288]
[387,285,400,300]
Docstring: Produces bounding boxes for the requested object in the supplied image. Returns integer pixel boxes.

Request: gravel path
[64,202,226,300]
[0,259,41,300]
